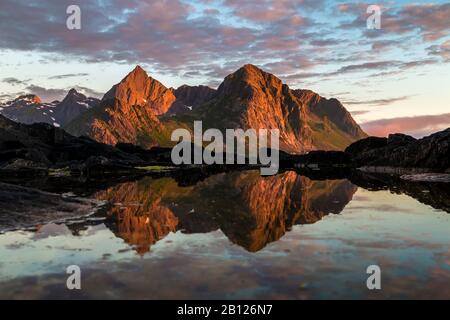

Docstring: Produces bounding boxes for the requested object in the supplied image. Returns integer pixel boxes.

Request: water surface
[0,170,449,299]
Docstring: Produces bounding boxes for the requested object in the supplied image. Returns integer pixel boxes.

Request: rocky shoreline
[0,182,105,232]
[283,129,450,177]
[1,113,449,183]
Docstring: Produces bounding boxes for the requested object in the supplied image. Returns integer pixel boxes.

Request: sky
[0,0,449,137]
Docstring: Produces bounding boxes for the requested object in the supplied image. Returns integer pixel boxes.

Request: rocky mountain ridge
[66,64,367,153]
[0,89,99,127]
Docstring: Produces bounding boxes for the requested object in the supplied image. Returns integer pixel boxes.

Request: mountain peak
[118,65,150,86]
[101,66,176,115]
[64,88,86,101]
[235,64,271,79]
[133,65,145,72]
[241,64,262,72]
[67,88,79,95]
[218,64,283,98]
[128,65,148,78]
[61,89,85,105]
[14,94,41,104]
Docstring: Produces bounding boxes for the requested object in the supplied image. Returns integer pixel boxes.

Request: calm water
[0,170,449,299]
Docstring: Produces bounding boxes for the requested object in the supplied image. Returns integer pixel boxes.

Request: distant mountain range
[0,89,99,127]
[1,64,367,153]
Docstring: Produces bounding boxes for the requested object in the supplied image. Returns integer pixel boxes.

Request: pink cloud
[361,113,450,138]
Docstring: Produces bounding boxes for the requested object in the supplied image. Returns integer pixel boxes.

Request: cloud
[344,96,411,107]
[284,58,439,81]
[73,85,103,99]
[3,77,29,86]
[25,85,68,102]
[336,61,400,73]
[350,110,370,116]
[0,0,447,106]
[0,0,327,84]
[48,73,89,80]
[0,93,16,102]
[224,0,322,23]
[339,3,450,41]
[361,113,450,138]
[427,40,450,62]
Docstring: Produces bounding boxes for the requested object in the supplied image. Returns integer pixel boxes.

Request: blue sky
[0,0,449,136]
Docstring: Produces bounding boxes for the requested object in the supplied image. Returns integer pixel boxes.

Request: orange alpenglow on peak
[14,94,42,105]
[102,65,176,115]
[65,63,367,153]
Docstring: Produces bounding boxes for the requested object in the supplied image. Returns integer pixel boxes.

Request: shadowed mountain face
[95,171,357,254]
[65,64,366,152]
[168,85,216,114]
[0,90,99,127]
[293,89,367,141]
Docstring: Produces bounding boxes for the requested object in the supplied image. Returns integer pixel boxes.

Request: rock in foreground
[0,182,103,232]
[346,129,450,171]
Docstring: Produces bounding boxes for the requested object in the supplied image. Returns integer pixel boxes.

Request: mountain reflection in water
[1,169,450,299]
[95,171,357,254]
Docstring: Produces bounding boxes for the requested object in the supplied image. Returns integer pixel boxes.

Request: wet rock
[0,182,103,232]
[401,173,450,183]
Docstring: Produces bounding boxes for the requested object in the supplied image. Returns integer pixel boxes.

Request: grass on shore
[135,165,177,173]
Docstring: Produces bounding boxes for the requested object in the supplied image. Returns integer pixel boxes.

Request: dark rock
[345,136,387,155]
[282,150,352,169]
[70,156,145,177]
[115,143,172,163]
[0,182,103,231]
[0,115,146,178]
[345,128,450,171]
[168,85,216,114]
[387,133,416,145]
[349,170,450,213]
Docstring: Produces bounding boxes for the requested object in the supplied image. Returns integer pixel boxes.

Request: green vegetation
[135,165,176,172]
[309,119,355,150]
[48,167,71,177]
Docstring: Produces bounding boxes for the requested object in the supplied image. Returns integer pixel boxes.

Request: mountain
[175,64,312,154]
[293,89,367,139]
[66,64,366,153]
[65,66,178,147]
[0,89,99,127]
[0,94,55,125]
[53,89,99,126]
[175,64,367,153]
[0,114,144,176]
[102,65,176,115]
[96,171,357,253]
[167,85,216,114]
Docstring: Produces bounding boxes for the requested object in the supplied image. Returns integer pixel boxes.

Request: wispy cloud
[48,73,89,80]
[344,96,411,107]
[25,85,68,102]
[3,77,29,86]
